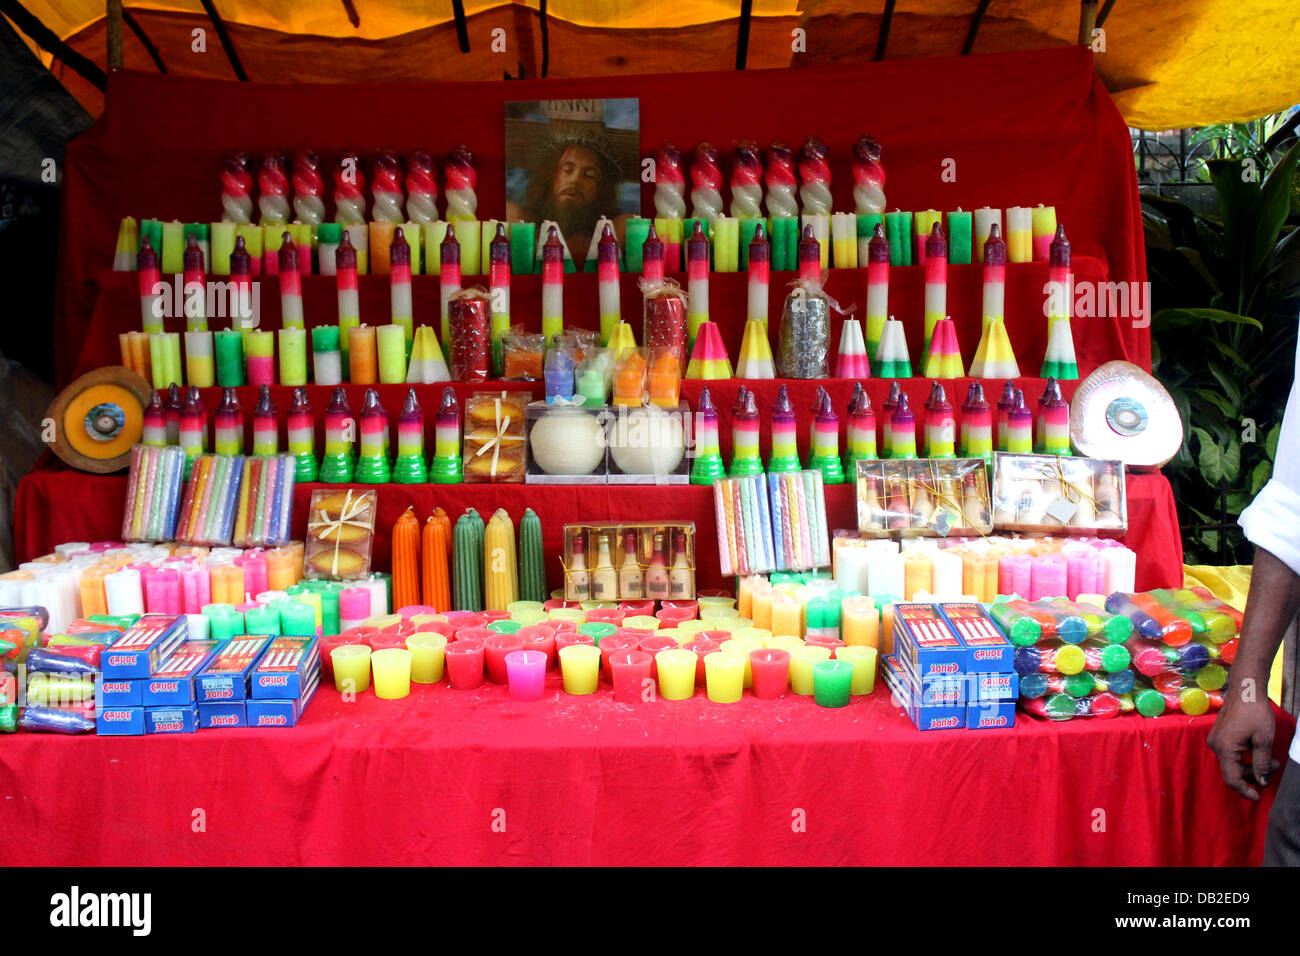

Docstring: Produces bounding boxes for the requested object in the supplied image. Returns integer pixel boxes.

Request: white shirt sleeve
[1237,316,1300,762]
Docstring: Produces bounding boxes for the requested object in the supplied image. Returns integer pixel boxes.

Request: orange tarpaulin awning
[9,1,1300,129]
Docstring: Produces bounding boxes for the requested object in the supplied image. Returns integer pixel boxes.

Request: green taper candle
[946,209,972,264]
[885,211,912,266]
[623,217,650,273]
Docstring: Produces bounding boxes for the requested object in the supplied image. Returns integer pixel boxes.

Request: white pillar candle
[930,549,965,599]
[186,612,211,641]
[865,551,905,600]
[105,567,145,616]
[834,545,872,593]
[973,207,1002,262]
[1101,547,1137,594]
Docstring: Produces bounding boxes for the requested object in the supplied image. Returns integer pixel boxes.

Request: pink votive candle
[804,634,845,655]
[585,608,626,626]
[414,619,452,638]
[749,648,791,699]
[505,649,547,701]
[480,609,511,623]
[444,636,485,690]
[484,634,525,683]
[609,650,653,704]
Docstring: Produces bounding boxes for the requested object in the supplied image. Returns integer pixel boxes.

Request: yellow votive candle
[841,596,879,648]
[406,634,447,683]
[834,645,878,694]
[331,644,371,693]
[704,651,745,703]
[656,649,698,700]
[371,648,412,699]
[770,594,804,637]
[559,643,600,695]
[788,645,832,695]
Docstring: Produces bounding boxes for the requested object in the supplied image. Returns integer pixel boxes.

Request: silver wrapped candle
[777,287,830,378]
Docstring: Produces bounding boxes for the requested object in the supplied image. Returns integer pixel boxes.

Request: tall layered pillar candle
[686,222,710,343]
[389,228,414,343]
[865,224,890,366]
[278,235,304,329]
[747,222,770,326]
[336,232,360,377]
[182,236,207,332]
[922,223,947,355]
[1005,206,1032,263]
[440,229,462,350]
[1031,205,1057,261]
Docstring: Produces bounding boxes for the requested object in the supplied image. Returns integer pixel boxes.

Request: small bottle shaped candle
[960,382,993,463]
[489,223,511,375]
[641,221,666,286]
[669,530,694,599]
[597,223,621,346]
[1005,389,1033,453]
[429,386,463,483]
[178,386,206,478]
[729,386,763,477]
[882,380,901,452]
[747,221,770,326]
[319,386,356,483]
[690,387,726,484]
[1036,378,1071,454]
[182,236,207,332]
[389,227,414,344]
[888,391,917,459]
[163,384,182,443]
[440,228,462,352]
[619,530,644,600]
[566,532,591,602]
[591,534,617,602]
[541,226,565,342]
[767,384,801,473]
[797,223,821,284]
[142,391,167,446]
[138,236,162,334]
[996,380,1016,451]
[252,384,278,455]
[394,388,428,484]
[354,389,391,483]
[808,389,845,484]
[865,223,890,367]
[644,532,671,600]
[279,233,304,330]
[336,231,360,377]
[844,381,878,471]
[924,383,956,459]
[213,387,243,455]
[287,386,317,482]
[686,221,710,343]
[922,223,947,356]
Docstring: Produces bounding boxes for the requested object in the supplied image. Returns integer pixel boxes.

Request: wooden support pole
[1078,0,1099,46]
[107,0,123,69]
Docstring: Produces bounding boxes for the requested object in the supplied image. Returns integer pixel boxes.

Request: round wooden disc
[45,366,153,473]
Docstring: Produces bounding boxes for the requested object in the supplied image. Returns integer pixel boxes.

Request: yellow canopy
[10,0,1300,129]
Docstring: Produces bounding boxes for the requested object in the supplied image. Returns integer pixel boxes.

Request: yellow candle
[331,644,371,693]
[656,629,683,643]
[365,614,403,629]
[559,643,600,695]
[406,634,447,683]
[841,596,879,648]
[508,600,545,618]
[699,605,739,620]
[732,627,772,645]
[881,603,897,655]
[720,636,764,687]
[903,551,932,600]
[767,636,806,654]
[835,645,878,695]
[484,510,519,611]
[737,574,765,619]
[751,587,776,631]
[770,594,804,638]
[675,619,711,637]
[581,600,617,612]
[788,645,832,695]
[297,591,323,631]
[697,594,737,609]
[656,649,698,700]
[622,615,660,631]
[513,609,548,627]
[704,651,745,703]
[371,648,412,699]
[548,608,586,626]
[410,614,449,626]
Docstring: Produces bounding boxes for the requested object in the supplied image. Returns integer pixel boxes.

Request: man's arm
[1207,547,1298,800]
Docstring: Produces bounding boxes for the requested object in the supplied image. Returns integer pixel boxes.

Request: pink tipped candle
[178,387,207,459]
[358,389,388,460]
[732,387,761,464]
[433,386,460,460]
[278,234,304,329]
[846,383,877,459]
[811,389,839,458]
[440,228,462,347]
[797,223,821,284]
[286,386,313,458]
[541,225,565,341]
[882,380,901,453]
[1037,378,1071,454]
[924,384,955,458]
[923,223,947,354]
[1006,388,1033,453]
[597,223,621,345]
[397,388,424,460]
[1047,224,1072,324]
[686,220,710,341]
[252,384,277,455]
[769,384,798,462]
[182,236,207,332]
[213,387,243,455]
[324,387,354,459]
[961,383,993,459]
[865,223,889,364]
[889,391,917,459]
[642,222,665,285]
[389,227,413,343]
[982,223,1006,323]
[142,391,167,446]
[138,236,162,333]
[835,318,871,379]
[747,221,770,324]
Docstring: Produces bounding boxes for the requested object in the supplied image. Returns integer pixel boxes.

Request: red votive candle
[414,619,452,637]
[660,600,698,614]
[371,625,412,651]
[454,626,494,645]
[682,639,721,684]
[750,648,791,699]
[443,610,481,628]
[398,605,439,618]
[544,599,580,611]
[444,638,485,690]
[485,634,525,683]
[617,627,655,641]
[609,650,653,704]
[639,635,678,680]
[618,600,655,616]
[555,632,595,655]
[585,608,626,626]
[804,634,844,654]
[698,630,732,644]
[517,625,557,669]
[599,634,642,682]
[655,606,695,626]
[481,609,511,623]
[320,634,363,681]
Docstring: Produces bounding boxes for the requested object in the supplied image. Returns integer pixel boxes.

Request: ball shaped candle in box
[608,406,686,477]
[529,409,606,476]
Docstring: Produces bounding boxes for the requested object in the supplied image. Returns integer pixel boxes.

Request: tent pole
[122,8,167,72]
[736,0,753,70]
[874,0,895,61]
[961,0,992,55]
[1078,0,1098,45]
[199,0,248,80]
[0,0,107,89]
[107,0,123,69]
[1097,0,1118,28]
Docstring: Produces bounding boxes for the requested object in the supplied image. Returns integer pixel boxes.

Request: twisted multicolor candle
[924,384,956,459]
[405,150,439,224]
[221,151,255,224]
[851,134,886,215]
[730,140,764,219]
[865,223,889,367]
[690,142,723,221]
[764,142,798,219]
[257,154,290,225]
[444,146,477,222]
[372,148,406,223]
[291,149,325,225]
[653,142,686,220]
[797,137,832,217]
[333,151,367,225]
[287,386,317,482]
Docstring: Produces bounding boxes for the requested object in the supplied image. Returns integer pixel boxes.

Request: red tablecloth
[0,681,1288,866]
[13,456,1184,592]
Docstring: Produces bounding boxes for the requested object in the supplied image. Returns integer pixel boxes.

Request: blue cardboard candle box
[141,639,224,706]
[145,703,198,734]
[883,655,965,732]
[96,705,145,736]
[965,698,1018,730]
[250,636,320,700]
[96,678,142,708]
[246,665,319,728]
[937,603,1015,672]
[194,636,272,703]
[198,702,246,728]
[100,614,188,680]
[892,604,967,679]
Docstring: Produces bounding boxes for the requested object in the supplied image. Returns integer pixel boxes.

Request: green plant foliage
[1146,139,1300,564]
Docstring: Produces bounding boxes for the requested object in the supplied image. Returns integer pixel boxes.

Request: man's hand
[1208,679,1281,801]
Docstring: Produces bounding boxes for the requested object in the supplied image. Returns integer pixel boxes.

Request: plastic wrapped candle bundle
[642,277,688,358]
[230,453,296,547]
[174,453,246,546]
[776,278,832,379]
[730,140,764,219]
[502,326,546,382]
[121,444,187,542]
[714,474,777,576]
[444,145,477,222]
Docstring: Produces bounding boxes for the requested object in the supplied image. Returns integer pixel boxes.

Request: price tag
[1044,497,1077,525]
